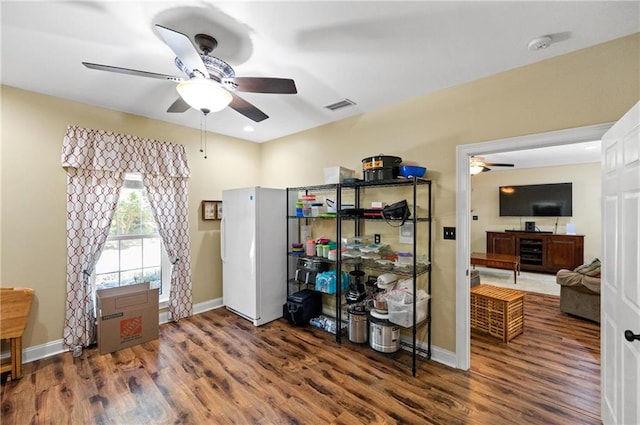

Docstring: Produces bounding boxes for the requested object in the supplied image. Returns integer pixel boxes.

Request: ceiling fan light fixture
[470,165,485,175]
[176,78,232,114]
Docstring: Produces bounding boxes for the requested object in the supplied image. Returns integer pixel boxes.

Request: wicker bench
[470,284,524,343]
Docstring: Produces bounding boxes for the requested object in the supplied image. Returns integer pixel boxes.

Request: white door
[601,101,640,425]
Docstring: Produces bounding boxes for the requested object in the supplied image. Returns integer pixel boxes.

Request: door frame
[454,122,613,370]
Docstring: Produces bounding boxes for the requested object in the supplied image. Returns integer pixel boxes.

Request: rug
[473,266,560,296]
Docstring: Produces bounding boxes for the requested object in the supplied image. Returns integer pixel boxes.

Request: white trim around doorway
[454,122,613,370]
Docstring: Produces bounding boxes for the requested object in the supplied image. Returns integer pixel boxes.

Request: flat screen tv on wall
[499,182,573,217]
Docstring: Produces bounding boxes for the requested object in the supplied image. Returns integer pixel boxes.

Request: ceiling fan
[470,156,515,174]
[82,24,297,122]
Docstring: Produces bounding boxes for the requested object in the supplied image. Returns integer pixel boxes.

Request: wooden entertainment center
[486,231,584,274]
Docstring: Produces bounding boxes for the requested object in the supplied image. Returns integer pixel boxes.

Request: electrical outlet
[444,226,456,240]
[374,234,381,244]
[472,215,479,221]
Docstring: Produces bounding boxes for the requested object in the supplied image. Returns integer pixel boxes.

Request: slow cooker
[362,155,402,182]
[368,313,401,353]
[348,307,368,343]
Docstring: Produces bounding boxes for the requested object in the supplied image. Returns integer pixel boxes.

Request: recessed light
[243,125,254,132]
[528,36,552,51]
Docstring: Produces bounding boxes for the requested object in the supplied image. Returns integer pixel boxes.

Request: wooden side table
[0,287,34,380]
[470,284,524,343]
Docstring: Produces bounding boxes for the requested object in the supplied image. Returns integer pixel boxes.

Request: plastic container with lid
[306,240,316,257]
[397,252,413,265]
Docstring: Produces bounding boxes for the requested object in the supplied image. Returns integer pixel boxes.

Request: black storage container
[283,289,322,326]
[362,154,402,182]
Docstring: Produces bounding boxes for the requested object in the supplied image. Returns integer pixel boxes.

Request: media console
[504,229,552,234]
[486,231,584,274]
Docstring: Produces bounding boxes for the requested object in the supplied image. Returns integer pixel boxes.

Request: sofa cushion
[574,258,601,277]
[556,269,600,294]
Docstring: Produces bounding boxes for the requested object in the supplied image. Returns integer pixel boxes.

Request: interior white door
[601,101,640,425]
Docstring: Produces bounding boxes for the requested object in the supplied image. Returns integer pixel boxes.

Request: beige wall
[260,34,639,352]
[1,86,261,348]
[1,33,638,356]
[470,163,602,262]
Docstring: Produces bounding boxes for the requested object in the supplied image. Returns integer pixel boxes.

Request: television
[499,183,573,217]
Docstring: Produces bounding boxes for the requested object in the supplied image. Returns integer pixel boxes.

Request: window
[93,173,171,302]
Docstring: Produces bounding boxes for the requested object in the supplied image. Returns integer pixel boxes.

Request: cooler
[283,289,322,326]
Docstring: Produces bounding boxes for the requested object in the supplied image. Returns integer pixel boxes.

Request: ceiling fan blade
[167,97,190,113]
[485,163,515,167]
[229,93,268,122]
[82,62,182,81]
[154,24,209,79]
[224,77,298,94]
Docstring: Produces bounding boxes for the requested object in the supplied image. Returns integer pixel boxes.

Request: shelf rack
[286,178,432,376]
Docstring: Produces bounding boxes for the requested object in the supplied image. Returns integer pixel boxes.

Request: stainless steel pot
[368,314,400,353]
[348,310,368,343]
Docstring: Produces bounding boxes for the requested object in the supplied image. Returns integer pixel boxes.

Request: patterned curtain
[63,168,124,349]
[61,126,191,349]
[143,174,193,320]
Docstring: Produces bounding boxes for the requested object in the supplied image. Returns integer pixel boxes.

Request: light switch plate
[444,226,456,240]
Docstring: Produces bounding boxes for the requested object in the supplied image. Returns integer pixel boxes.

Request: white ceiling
[481,140,602,171]
[1,2,638,143]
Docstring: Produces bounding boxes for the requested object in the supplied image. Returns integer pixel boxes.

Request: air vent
[324,98,356,111]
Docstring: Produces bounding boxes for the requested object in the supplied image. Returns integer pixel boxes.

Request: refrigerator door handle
[220,216,226,262]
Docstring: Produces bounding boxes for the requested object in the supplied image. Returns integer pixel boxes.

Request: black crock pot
[362,154,402,182]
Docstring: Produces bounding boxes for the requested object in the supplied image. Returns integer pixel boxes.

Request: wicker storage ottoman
[470,284,525,343]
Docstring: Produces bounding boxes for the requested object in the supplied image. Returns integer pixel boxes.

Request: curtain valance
[61,126,190,178]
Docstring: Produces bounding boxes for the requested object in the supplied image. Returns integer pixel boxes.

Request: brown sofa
[556,266,601,323]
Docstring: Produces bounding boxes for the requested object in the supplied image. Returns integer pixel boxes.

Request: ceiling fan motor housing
[174,56,235,82]
[194,33,218,54]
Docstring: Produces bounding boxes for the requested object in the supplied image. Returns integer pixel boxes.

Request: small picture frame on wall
[202,200,221,220]
[216,202,223,220]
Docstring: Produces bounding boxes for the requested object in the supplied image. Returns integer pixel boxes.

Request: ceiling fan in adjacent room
[82,24,297,122]
[470,156,515,174]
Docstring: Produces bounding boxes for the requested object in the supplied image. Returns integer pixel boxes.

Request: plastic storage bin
[387,295,429,327]
[324,167,355,184]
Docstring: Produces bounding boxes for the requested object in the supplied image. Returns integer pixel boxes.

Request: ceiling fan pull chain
[199,113,204,155]
[203,111,209,159]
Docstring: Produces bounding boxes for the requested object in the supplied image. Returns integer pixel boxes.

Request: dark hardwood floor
[1,292,600,424]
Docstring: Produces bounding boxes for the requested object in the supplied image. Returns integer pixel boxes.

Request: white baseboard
[159,297,224,324]
[399,335,457,368]
[8,298,457,371]
[430,345,457,368]
[3,297,224,365]
[20,339,68,364]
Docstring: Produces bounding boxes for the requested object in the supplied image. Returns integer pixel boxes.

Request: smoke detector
[528,35,552,51]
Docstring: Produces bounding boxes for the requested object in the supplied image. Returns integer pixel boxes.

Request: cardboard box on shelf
[96,282,159,355]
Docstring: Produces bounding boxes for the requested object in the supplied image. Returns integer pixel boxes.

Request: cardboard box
[96,282,159,355]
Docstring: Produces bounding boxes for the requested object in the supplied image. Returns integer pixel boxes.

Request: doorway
[454,122,612,370]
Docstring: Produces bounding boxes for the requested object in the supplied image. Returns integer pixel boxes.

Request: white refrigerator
[221,187,286,326]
